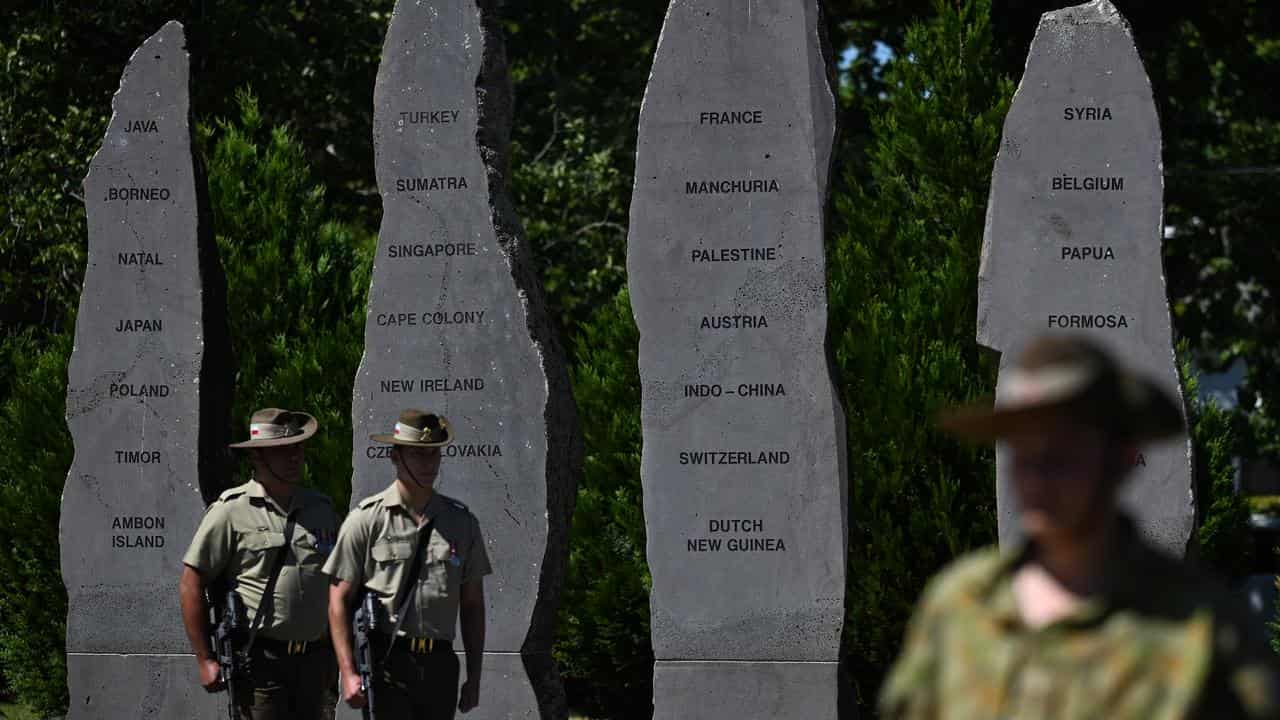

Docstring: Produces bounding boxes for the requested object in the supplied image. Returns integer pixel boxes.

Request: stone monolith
[978,0,1193,554]
[627,1,848,717]
[63,20,229,718]
[347,1,580,717]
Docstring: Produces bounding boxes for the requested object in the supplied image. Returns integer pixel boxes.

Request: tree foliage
[204,91,374,507]
[556,288,651,719]
[0,333,73,716]
[1183,349,1253,577]
[828,0,1011,708]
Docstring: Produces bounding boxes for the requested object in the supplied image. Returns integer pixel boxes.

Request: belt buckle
[287,640,308,655]
[410,637,433,654]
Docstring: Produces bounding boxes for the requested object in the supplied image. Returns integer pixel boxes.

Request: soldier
[179,408,341,719]
[326,409,491,718]
[880,336,1280,719]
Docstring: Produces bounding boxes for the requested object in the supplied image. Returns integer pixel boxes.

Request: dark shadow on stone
[475,1,583,717]
[193,117,234,507]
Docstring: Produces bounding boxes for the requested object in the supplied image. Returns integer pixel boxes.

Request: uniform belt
[378,632,452,655]
[254,636,328,656]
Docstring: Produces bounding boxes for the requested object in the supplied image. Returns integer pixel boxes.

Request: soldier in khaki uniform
[880,337,1280,719]
[179,408,341,719]
[326,409,491,719]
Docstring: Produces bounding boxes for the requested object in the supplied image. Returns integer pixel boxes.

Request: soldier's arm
[180,502,233,689]
[323,511,370,704]
[179,565,214,661]
[460,578,485,682]
[329,578,361,684]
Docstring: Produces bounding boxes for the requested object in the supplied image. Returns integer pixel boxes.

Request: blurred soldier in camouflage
[880,336,1280,719]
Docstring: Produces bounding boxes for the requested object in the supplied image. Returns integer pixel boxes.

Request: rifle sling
[383,517,435,659]
[245,512,297,652]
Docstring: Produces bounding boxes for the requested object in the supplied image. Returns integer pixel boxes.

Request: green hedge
[556,289,651,718]
[829,1,1010,708]
[204,91,374,507]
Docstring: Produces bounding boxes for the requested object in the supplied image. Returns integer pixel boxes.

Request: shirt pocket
[367,538,414,596]
[240,531,286,553]
[237,531,286,575]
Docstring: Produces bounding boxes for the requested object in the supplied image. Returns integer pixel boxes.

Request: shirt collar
[384,482,445,521]
[247,478,289,515]
[380,482,404,508]
[984,514,1145,631]
[248,478,314,515]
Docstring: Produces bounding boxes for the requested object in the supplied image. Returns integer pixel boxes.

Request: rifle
[209,586,249,720]
[353,590,381,720]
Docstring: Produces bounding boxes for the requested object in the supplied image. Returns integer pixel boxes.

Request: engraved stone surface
[653,662,841,720]
[977,0,1193,554]
[627,0,846,715]
[67,654,224,719]
[351,0,580,716]
[63,20,229,719]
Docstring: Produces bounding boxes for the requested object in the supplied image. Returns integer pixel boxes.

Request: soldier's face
[394,445,442,486]
[1009,418,1117,543]
[252,443,305,485]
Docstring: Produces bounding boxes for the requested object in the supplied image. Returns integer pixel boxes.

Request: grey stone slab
[66,654,222,720]
[977,0,1193,554]
[64,20,229,662]
[336,652,554,720]
[653,661,841,720]
[627,0,846,667]
[353,0,579,716]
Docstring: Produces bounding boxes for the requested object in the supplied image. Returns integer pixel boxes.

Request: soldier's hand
[458,677,480,713]
[198,657,224,692]
[341,671,366,708]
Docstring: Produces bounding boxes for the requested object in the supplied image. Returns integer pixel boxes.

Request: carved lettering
[106,187,171,201]
[678,450,791,466]
[1047,314,1130,329]
[398,110,461,125]
[1051,176,1124,191]
[109,383,171,398]
[690,247,778,263]
[685,179,780,195]
[698,110,764,125]
[394,176,469,192]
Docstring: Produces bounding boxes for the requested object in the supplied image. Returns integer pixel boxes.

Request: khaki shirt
[879,517,1280,719]
[183,480,340,642]
[322,483,491,640]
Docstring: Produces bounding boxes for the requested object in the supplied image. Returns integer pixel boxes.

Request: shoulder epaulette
[358,494,383,510]
[443,495,469,512]
[215,484,250,503]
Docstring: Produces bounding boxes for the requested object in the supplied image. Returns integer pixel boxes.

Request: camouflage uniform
[880,516,1280,719]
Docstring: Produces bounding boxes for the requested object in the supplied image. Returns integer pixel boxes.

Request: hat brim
[939,375,1185,445]
[229,413,318,449]
[938,398,1078,442]
[369,433,453,448]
